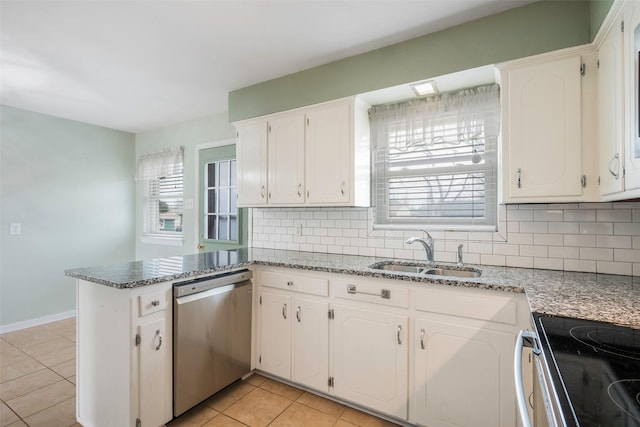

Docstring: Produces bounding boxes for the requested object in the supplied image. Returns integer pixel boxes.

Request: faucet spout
[406,232,434,263]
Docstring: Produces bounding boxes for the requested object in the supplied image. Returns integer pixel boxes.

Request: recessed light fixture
[410,80,438,96]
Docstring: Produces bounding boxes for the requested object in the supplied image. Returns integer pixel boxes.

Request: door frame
[194,139,252,249]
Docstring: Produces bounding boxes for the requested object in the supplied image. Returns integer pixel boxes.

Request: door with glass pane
[198,146,248,252]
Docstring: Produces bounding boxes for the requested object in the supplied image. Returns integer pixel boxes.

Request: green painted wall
[229,0,594,121]
[0,106,135,327]
[135,111,237,260]
[590,0,615,40]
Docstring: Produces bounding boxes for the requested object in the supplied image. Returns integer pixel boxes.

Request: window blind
[370,84,499,229]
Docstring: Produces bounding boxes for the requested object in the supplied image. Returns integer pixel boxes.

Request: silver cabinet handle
[282,303,287,320]
[297,183,302,197]
[296,306,301,322]
[608,153,620,179]
[340,181,345,196]
[397,325,402,345]
[516,168,522,188]
[420,328,425,350]
[155,329,162,351]
[346,284,390,299]
[287,281,293,287]
[151,300,160,307]
[260,185,265,198]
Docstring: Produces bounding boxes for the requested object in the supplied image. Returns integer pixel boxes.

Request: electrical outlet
[295,224,302,236]
[10,223,21,235]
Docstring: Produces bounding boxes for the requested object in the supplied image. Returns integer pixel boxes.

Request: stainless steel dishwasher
[173,269,252,417]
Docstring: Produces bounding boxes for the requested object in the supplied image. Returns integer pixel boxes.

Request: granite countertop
[66,248,640,329]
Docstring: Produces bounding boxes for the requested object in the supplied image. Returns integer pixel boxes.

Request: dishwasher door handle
[514,330,538,427]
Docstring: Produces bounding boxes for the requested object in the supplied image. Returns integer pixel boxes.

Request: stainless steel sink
[369,262,481,278]
[422,268,481,278]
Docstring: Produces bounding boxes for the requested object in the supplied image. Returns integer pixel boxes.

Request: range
[535,314,640,427]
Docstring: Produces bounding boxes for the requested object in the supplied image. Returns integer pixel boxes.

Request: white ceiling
[0,0,534,133]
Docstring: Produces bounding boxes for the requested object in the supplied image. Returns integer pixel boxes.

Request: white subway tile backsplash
[506,256,534,268]
[564,259,597,273]
[597,235,632,249]
[614,222,640,236]
[564,234,596,247]
[564,209,596,222]
[613,249,640,263]
[520,221,548,234]
[580,222,613,235]
[597,209,632,222]
[596,261,632,275]
[580,247,614,261]
[534,258,563,271]
[251,203,639,275]
[533,234,564,246]
[534,210,564,222]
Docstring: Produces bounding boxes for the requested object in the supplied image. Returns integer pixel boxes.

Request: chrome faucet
[406,231,434,263]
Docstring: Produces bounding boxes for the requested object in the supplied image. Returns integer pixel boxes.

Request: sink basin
[374,263,426,274]
[422,268,481,278]
[369,262,481,278]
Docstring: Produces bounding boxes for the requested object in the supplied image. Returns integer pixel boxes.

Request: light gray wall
[134,111,236,260]
[0,106,135,327]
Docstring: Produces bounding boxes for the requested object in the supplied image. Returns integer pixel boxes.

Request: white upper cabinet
[501,51,592,203]
[624,1,640,193]
[233,97,370,207]
[236,120,268,206]
[598,13,626,196]
[305,101,351,205]
[267,112,305,204]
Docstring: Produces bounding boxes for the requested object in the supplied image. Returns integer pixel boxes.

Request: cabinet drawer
[261,270,328,296]
[139,290,168,317]
[332,278,409,309]
[415,288,518,325]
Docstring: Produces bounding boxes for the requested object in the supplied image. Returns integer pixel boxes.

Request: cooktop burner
[536,315,640,427]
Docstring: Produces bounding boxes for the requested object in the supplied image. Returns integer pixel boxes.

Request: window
[370,84,499,230]
[204,159,238,241]
[137,147,184,239]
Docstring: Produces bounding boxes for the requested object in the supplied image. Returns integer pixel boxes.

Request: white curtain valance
[136,147,184,180]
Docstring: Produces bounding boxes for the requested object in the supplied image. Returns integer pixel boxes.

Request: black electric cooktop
[536,315,640,427]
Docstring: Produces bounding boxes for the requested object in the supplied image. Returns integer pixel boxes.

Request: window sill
[140,236,184,246]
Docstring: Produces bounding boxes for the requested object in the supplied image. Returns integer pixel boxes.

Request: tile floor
[1,318,399,427]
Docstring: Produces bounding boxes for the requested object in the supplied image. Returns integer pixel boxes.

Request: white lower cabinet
[414,318,515,427]
[331,304,408,420]
[76,280,172,427]
[258,269,330,393]
[254,267,532,425]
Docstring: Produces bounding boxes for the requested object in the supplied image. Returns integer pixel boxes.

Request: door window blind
[370,84,499,230]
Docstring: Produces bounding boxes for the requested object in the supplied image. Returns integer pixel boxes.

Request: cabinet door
[138,316,170,427]
[306,102,351,204]
[268,113,305,204]
[625,3,640,191]
[414,318,515,427]
[236,121,268,206]
[331,304,408,420]
[599,16,625,196]
[292,297,329,392]
[504,55,583,200]
[259,291,292,379]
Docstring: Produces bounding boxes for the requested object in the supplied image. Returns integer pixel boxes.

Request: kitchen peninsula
[66,248,640,427]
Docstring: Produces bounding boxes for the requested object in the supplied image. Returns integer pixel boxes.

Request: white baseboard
[0,310,77,334]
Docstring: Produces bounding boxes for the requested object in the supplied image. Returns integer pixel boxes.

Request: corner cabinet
[234,97,370,207]
[76,280,172,427]
[623,1,640,194]
[500,47,598,203]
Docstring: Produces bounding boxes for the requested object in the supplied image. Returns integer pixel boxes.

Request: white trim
[0,309,76,334]
[140,236,183,246]
[194,139,236,247]
[496,44,596,71]
[592,0,626,48]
